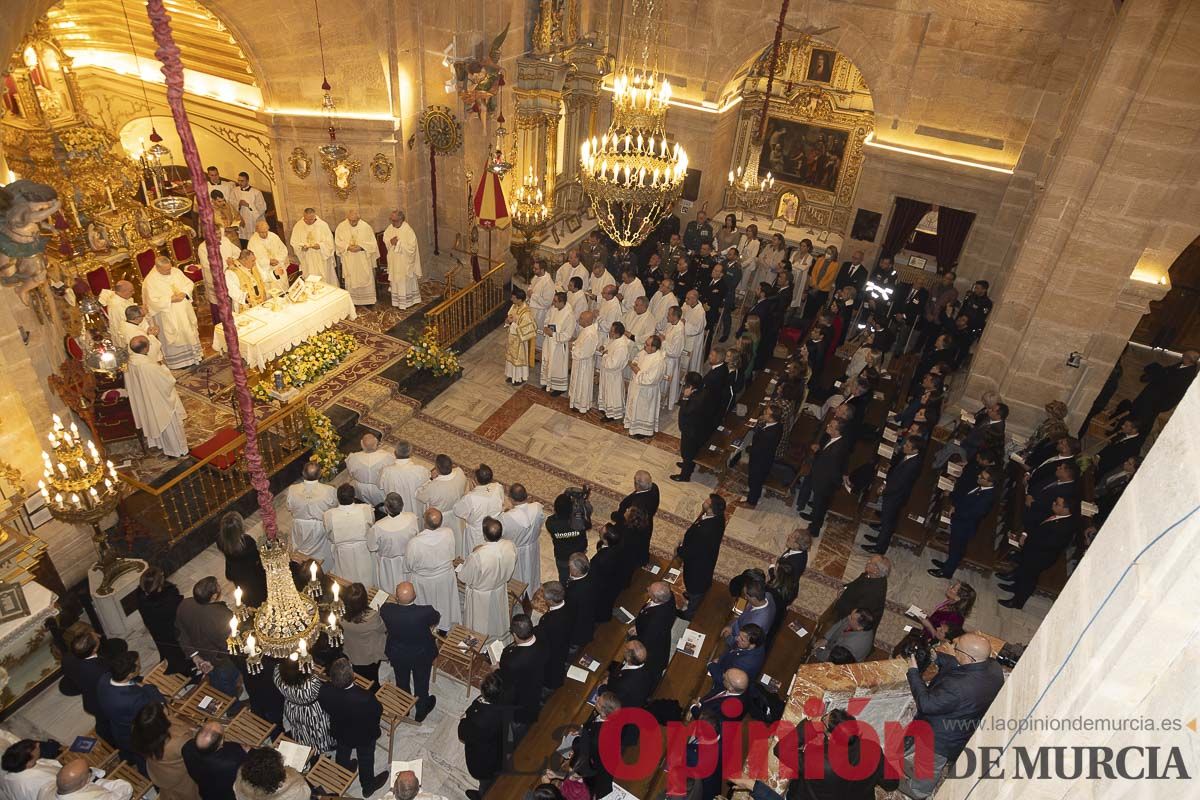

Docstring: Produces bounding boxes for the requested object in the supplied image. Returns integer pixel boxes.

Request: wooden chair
[507,578,529,615]
[176,681,235,723]
[225,708,276,747]
[59,733,117,771]
[433,624,486,696]
[131,246,158,280]
[109,762,153,800]
[143,659,189,698]
[272,734,357,797]
[375,683,418,755]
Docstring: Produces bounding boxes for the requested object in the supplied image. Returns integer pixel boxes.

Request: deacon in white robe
[231,174,267,241]
[617,272,646,314]
[527,262,556,351]
[661,308,686,410]
[540,294,576,393]
[621,297,656,345]
[452,468,505,556]
[286,463,338,565]
[323,486,376,587]
[290,208,337,285]
[197,232,241,301]
[335,211,381,305]
[406,510,461,630]
[499,488,544,599]
[379,442,429,515]
[345,433,395,507]
[247,220,290,294]
[568,311,600,413]
[458,524,518,641]
[142,256,202,369]
[597,323,634,420]
[125,339,189,457]
[383,210,423,309]
[415,458,469,544]
[681,290,707,374]
[595,286,623,342]
[119,306,162,363]
[648,280,679,333]
[624,336,667,437]
[98,281,135,345]
[554,251,589,291]
[368,493,420,591]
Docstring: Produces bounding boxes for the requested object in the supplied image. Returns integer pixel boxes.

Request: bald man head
[634,470,652,491]
[394,582,415,604]
[724,668,749,693]
[361,433,378,452]
[423,508,443,529]
[392,771,419,800]
[55,760,91,795]
[648,581,672,604]
[194,721,224,753]
[114,279,135,299]
[623,640,647,665]
[954,632,992,665]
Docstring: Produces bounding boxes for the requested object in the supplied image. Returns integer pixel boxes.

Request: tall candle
[229,616,239,635]
[309,562,318,582]
[234,586,243,607]
[331,582,339,602]
[245,634,257,657]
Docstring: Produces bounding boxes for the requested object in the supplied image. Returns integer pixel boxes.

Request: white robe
[567,290,588,324]
[383,221,423,308]
[415,468,468,544]
[621,308,656,345]
[589,273,615,306]
[682,302,707,374]
[223,268,249,312]
[247,231,290,294]
[618,278,646,314]
[368,511,419,591]
[568,323,600,413]
[286,480,337,564]
[231,185,267,241]
[346,450,396,507]
[596,296,623,338]
[98,290,134,346]
[203,178,236,204]
[118,320,162,364]
[335,220,380,305]
[739,234,762,279]
[649,290,679,333]
[459,540,518,640]
[324,503,376,587]
[500,502,544,598]
[661,320,686,410]
[197,237,240,300]
[528,273,555,350]
[555,262,589,292]
[379,458,430,517]
[597,337,634,419]
[290,218,337,284]
[540,305,575,391]
[789,252,813,309]
[125,351,189,456]
[141,268,202,368]
[624,348,667,436]
[406,526,461,629]
[452,483,505,557]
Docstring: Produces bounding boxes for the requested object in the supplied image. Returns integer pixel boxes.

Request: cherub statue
[457,24,509,130]
[0,179,59,305]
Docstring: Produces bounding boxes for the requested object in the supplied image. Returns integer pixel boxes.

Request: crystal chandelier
[580,0,687,246]
[512,169,550,230]
[727,165,775,212]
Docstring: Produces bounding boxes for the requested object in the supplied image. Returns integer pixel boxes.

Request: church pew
[695,357,789,477]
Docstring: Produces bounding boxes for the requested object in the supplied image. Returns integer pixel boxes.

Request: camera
[899,637,934,674]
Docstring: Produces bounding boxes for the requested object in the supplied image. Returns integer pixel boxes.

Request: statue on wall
[456,24,509,130]
[0,179,59,306]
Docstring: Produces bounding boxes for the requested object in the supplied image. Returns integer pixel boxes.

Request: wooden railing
[118,395,313,541]
[425,261,510,347]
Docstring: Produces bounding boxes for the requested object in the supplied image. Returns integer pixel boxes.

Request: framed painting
[776,191,800,225]
[758,117,850,194]
[806,49,836,83]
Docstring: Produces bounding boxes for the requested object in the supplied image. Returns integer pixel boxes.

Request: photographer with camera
[545,487,591,584]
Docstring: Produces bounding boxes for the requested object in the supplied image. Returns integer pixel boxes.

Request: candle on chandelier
[327,611,337,631]
[245,634,257,657]
[331,582,339,602]
[298,639,307,657]
[310,562,318,582]
[70,493,80,508]
[234,586,243,607]
[229,616,239,635]
[57,463,67,476]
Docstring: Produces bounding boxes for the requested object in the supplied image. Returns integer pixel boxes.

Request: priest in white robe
[527,261,556,352]
[587,263,614,308]
[407,508,461,631]
[286,462,337,565]
[452,465,505,556]
[98,281,135,345]
[595,285,623,344]
[324,484,376,587]
[197,232,241,303]
[379,441,430,515]
[499,484,544,599]
[624,335,667,438]
[142,256,202,369]
[617,271,646,315]
[383,210,423,309]
[458,518,518,640]
[335,210,380,305]
[661,306,686,410]
[554,250,589,291]
[368,493,420,591]
[621,296,656,346]
[566,278,589,324]
[681,290,707,374]
[120,306,162,364]
[540,293,575,394]
[247,220,289,295]
[290,208,337,285]
[231,172,267,243]
[568,310,600,413]
[125,337,189,457]
[597,322,634,420]
[345,433,395,507]
[648,279,679,333]
[414,455,468,544]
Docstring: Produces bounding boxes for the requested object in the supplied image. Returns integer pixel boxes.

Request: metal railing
[424,261,510,348]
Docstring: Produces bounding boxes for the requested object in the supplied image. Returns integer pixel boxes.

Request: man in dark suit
[999,498,1080,609]
[690,667,751,722]
[318,658,388,794]
[708,624,766,688]
[458,672,507,800]
[601,640,656,709]
[379,581,439,721]
[589,527,626,622]
[182,722,246,800]
[630,581,676,677]
[672,372,709,482]
[1125,349,1198,427]
[676,494,727,619]
[1022,461,1081,531]
[565,553,598,649]
[571,692,622,798]
[930,468,997,579]
[1096,418,1146,473]
[611,470,660,533]
[865,436,926,554]
[835,250,868,299]
[794,418,852,538]
[833,555,891,622]
[94,651,163,759]
[700,348,734,425]
[770,529,811,583]
[498,614,548,732]
[175,576,240,695]
[722,580,775,647]
[59,630,114,745]
[840,378,874,445]
[741,403,784,508]
[534,581,572,693]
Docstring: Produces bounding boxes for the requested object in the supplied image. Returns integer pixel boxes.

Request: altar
[212,284,357,370]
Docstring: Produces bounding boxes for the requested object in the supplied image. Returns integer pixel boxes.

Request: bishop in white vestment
[458,522,518,640]
[540,294,576,393]
[290,208,337,284]
[369,494,420,590]
[98,281,135,345]
[247,220,289,294]
[286,463,337,565]
[681,291,707,374]
[335,211,380,305]
[324,485,376,587]
[142,257,202,368]
[407,511,461,630]
[345,433,395,507]
[597,323,634,420]
[624,336,667,437]
[231,174,267,242]
[499,487,544,599]
[379,442,430,516]
[568,311,600,413]
[383,210,423,309]
[661,308,686,410]
[125,339,189,457]
[527,262,556,351]
[452,469,505,556]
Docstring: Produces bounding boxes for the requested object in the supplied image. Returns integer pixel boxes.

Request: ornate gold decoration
[211,126,276,183]
[320,153,361,200]
[369,153,393,182]
[289,147,313,179]
[418,105,463,155]
[533,0,579,54]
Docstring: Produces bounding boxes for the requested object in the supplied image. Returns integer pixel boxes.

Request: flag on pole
[472,167,510,230]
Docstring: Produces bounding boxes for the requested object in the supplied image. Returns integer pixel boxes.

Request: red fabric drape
[881,197,931,259]
[934,206,976,272]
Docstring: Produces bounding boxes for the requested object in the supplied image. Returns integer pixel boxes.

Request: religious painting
[851,208,882,242]
[806,49,836,83]
[758,117,848,193]
[776,191,800,225]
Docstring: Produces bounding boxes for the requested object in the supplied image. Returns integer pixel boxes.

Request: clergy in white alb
[368,493,420,590]
[595,286,623,345]
[503,289,538,385]
[286,463,338,565]
[1,744,60,800]
[323,484,376,587]
[620,297,656,346]
[597,322,634,420]
[452,466,505,556]
[527,261,556,351]
[624,335,667,438]
[458,518,518,640]
[125,338,189,457]
[290,208,337,285]
[197,232,241,302]
[119,306,162,363]
[406,509,462,631]
[142,256,202,368]
[648,279,679,333]
[247,220,290,294]
[345,433,395,507]
[203,166,236,202]
[231,173,267,242]
[617,271,646,315]
[383,210,423,309]
[566,280,589,324]
[414,456,469,544]
[555,251,589,291]
[379,441,430,515]
[681,290,707,374]
[568,311,600,413]
[588,264,614,308]
[335,210,381,305]
[661,307,686,410]
[499,484,544,599]
[98,280,135,346]
[540,293,576,393]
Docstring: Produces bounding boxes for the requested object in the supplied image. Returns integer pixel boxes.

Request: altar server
[661,305,686,410]
[597,322,634,420]
[247,220,289,294]
[335,209,380,305]
[290,208,337,285]
[232,172,267,244]
[369,493,419,590]
[540,292,576,394]
[120,306,162,363]
[379,440,429,515]
[383,210,423,309]
[624,335,667,438]
[499,484,543,599]
[324,484,376,586]
[527,261,555,351]
[452,464,505,556]
[568,310,600,413]
[406,508,461,631]
[125,336,189,457]
[346,433,395,507]
[458,517,517,640]
[681,289,707,374]
[142,256,202,369]
[287,462,337,565]
[99,280,135,345]
[203,165,236,202]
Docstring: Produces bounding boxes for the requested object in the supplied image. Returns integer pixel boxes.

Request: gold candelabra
[512,169,550,231]
[727,165,775,212]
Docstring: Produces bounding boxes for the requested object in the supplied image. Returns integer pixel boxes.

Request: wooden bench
[274,734,357,796]
[175,681,236,724]
[376,683,418,754]
[109,762,153,800]
[142,660,190,699]
[433,624,487,696]
[59,733,117,771]
[225,707,276,747]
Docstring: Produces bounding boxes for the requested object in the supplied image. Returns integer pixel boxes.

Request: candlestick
[151,169,162,200]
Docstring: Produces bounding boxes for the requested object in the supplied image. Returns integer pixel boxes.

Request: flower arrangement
[302,405,342,478]
[404,325,462,377]
[251,330,358,402]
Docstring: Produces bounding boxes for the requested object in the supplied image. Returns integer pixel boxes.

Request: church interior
[0,0,1197,797]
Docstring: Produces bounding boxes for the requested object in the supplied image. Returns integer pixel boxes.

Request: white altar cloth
[212,285,357,370]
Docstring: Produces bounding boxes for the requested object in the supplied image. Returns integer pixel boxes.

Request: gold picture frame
[321,154,362,200]
[289,147,313,179]
[369,153,394,183]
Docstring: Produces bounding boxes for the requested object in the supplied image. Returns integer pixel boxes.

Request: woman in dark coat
[134,567,191,675]
[217,512,267,607]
